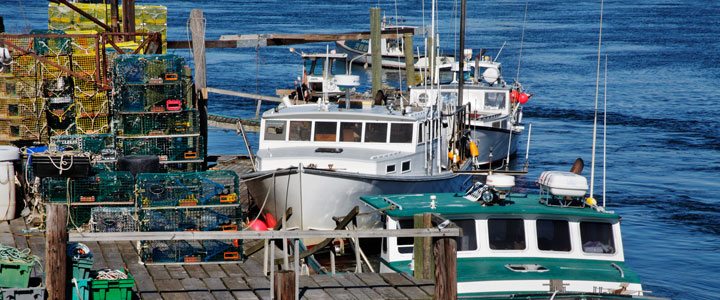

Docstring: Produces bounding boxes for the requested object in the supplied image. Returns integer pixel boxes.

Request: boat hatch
[315,147,343,153]
[505,264,549,273]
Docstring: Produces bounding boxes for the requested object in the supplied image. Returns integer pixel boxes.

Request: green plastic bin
[0,260,33,288]
[69,278,91,300]
[70,257,93,279]
[90,271,134,300]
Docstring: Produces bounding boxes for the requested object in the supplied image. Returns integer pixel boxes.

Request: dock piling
[403,33,416,87]
[413,213,434,280]
[45,204,68,300]
[274,270,296,300]
[370,7,382,97]
[434,237,458,299]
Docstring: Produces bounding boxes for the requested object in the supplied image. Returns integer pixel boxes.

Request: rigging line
[602,54,608,208]
[515,1,529,83]
[589,0,604,198]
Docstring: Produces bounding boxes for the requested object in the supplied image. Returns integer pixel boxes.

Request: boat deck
[1,156,436,300]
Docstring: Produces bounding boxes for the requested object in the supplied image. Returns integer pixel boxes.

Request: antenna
[515,1,529,83]
[589,0,604,201]
[524,123,532,172]
[494,41,507,62]
[602,54,608,208]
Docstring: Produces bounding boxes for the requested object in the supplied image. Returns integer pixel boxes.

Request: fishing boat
[286,49,348,102]
[242,82,476,232]
[409,51,531,166]
[360,170,649,298]
[335,20,454,70]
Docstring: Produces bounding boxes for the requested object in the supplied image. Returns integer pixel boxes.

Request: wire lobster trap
[31,29,72,56]
[112,54,185,85]
[140,206,241,232]
[137,170,238,207]
[0,97,44,119]
[42,171,134,204]
[117,110,198,136]
[140,239,241,264]
[90,207,138,233]
[0,76,40,99]
[50,133,114,154]
[161,161,202,173]
[75,113,109,134]
[117,135,204,162]
[113,81,190,112]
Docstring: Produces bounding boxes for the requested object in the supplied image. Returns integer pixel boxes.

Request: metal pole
[370,7,382,96]
[458,0,466,107]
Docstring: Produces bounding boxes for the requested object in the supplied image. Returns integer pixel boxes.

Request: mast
[458,0,466,107]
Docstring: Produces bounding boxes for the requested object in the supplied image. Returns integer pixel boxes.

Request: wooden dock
[1,156,438,300]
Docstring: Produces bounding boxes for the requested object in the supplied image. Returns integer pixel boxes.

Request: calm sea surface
[3,1,719,298]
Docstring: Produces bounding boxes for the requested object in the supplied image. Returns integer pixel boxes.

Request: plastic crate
[0,260,33,288]
[69,257,93,280]
[141,206,240,232]
[90,207,138,233]
[137,170,239,207]
[0,286,46,300]
[117,110,199,136]
[69,278,91,300]
[117,135,204,162]
[90,271,134,300]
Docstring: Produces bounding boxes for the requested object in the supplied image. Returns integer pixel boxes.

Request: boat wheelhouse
[360,172,646,297]
[410,55,528,166]
[244,98,474,232]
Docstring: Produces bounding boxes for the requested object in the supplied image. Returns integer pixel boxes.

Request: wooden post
[433,237,457,300]
[122,0,136,37]
[189,9,209,169]
[413,213,433,280]
[370,7,382,97]
[274,270,296,300]
[403,33,416,87]
[110,0,120,35]
[45,204,67,300]
[427,35,434,84]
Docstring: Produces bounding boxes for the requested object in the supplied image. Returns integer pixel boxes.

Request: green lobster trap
[141,206,241,232]
[90,207,138,233]
[140,239,241,264]
[31,29,71,56]
[137,170,239,207]
[112,54,186,85]
[50,133,114,154]
[116,110,198,136]
[117,135,204,162]
[42,171,135,204]
[114,81,190,112]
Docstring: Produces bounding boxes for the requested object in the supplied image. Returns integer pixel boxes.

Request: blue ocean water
[2,1,719,298]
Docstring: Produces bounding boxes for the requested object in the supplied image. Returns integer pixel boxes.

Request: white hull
[471,126,520,165]
[458,280,644,296]
[245,167,471,231]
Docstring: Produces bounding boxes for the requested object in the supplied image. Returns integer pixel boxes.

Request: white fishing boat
[361,171,650,298]
[243,83,476,232]
[335,21,454,70]
[409,52,531,166]
[285,50,348,102]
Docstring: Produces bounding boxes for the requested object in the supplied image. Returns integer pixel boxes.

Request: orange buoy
[510,90,520,101]
[264,212,278,229]
[448,150,454,161]
[248,219,268,231]
[469,140,479,157]
[518,92,530,104]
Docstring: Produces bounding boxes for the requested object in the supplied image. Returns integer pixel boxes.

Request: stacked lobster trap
[137,170,243,263]
[111,54,202,173]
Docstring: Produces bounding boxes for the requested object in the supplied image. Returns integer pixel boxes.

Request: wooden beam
[68,227,461,242]
[274,270,296,300]
[370,8,382,96]
[45,204,67,300]
[207,87,283,103]
[433,237,457,299]
[413,213,433,280]
[167,28,416,49]
[190,9,209,169]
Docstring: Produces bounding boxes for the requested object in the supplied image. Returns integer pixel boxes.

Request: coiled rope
[95,269,128,280]
[0,243,41,267]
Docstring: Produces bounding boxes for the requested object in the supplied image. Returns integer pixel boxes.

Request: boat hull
[470,126,521,166]
[244,166,472,232]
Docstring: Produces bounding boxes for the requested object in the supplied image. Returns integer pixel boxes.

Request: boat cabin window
[289,121,311,141]
[580,222,615,254]
[365,123,388,143]
[401,161,411,173]
[536,219,571,252]
[340,122,362,142]
[488,219,526,250]
[386,164,396,174]
[440,92,458,106]
[304,59,324,76]
[314,122,337,142]
[264,120,286,141]
[396,219,477,253]
[390,123,413,143]
[485,92,506,110]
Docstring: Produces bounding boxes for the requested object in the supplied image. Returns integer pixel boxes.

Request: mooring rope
[0,243,41,267]
[95,269,128,280]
